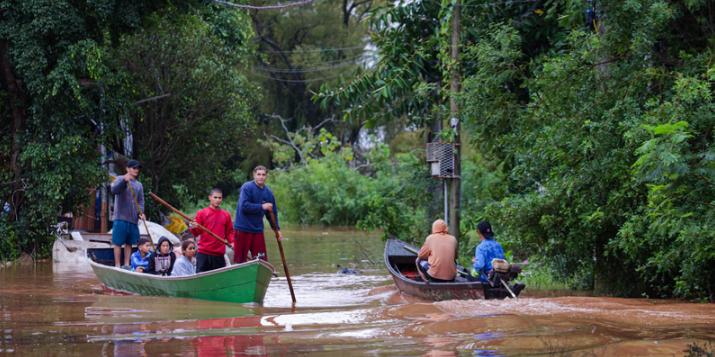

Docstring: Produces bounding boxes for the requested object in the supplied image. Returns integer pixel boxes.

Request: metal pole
[443,180,449,225]
[448,0,461,240]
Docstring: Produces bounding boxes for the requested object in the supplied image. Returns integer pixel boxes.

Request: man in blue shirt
[472,221,505,282]
[233,165,282,263]
[110,159,144,268]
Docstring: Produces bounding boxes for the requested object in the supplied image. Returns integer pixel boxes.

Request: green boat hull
[89,258,275,304]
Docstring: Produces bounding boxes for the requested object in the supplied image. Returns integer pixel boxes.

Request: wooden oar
[148,192,231,248]
[127,179,155,250]
[267,210,296,304]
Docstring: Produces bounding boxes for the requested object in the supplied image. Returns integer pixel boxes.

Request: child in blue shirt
[130,237,152,272]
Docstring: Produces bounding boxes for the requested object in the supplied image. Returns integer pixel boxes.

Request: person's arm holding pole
[149,192,231,248]
[266,195,282,241]
[127,181,155,250]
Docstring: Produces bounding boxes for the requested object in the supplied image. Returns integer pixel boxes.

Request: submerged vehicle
[52,220,182,270]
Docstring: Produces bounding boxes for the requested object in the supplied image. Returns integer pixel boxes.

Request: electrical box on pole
[426,142,457,179]
[427,141,458,226]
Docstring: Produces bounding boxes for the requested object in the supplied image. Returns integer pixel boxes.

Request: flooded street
[1,228,713,356]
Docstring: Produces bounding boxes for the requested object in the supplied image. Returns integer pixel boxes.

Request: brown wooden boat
[384,238,520,300]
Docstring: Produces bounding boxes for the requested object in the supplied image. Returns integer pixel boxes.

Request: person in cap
[110,159,145,268]
[416,219,458,282]
[472,221,506,282]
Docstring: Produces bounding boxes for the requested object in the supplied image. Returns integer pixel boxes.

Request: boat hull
[385,239,516,301]
[89,252,274,304]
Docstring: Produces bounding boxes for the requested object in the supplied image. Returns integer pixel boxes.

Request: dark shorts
[196,252,226,273]
[112,220,140,246]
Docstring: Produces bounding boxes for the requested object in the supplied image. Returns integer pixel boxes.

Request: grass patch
[520,260,572,291]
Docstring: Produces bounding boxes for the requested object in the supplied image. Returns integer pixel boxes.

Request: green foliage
[519,260,572,291]
[110,8,257,206]
[315,0,715,299]
[0,0,193,259]
[457,0,714,299]
[317,1,445,128]
[0,223,19,262]
[249,0,376,146]
[614,73,715,299]
[271,144,430,242]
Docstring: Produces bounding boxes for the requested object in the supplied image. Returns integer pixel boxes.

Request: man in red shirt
[190,188,234,273]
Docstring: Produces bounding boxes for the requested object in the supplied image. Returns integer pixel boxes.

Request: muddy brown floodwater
[1,227,713,356]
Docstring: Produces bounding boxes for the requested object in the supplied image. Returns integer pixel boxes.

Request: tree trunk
[0,40,27,223]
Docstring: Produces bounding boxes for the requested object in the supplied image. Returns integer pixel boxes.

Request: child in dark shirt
[146,236,176,276]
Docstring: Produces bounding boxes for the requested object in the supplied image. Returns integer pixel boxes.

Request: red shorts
[233,231,267,263]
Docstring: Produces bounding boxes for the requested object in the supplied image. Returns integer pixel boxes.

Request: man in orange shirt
[190,188,234,273]
[417,219,457,282]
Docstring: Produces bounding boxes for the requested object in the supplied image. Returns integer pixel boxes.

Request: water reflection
[193,317,265,357]
[0,227,713,356]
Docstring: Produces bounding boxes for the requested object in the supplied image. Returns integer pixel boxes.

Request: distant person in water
[472,221,505,282]
[110,159,144,268]
[336,264,359,275]
[171,240,197,276]
[189,188,234,273]
[417,219,458,282]
[146,236,176,275]
[130,237,152,272]
[233,165,282,263]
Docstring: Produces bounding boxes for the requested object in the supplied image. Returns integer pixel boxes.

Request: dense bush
[271,144,431,242]
[459,2,714,299]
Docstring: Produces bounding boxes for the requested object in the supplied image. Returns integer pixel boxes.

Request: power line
[258,45,373,54]
[250,71,347,83]
[255,54,372,72]
[255,60,368,73]
[461,0,538,7]
[260,53,369,65]
[412,0,538,8]
[214,0,313,10]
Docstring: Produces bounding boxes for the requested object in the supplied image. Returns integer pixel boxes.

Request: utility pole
[448,0,461,239]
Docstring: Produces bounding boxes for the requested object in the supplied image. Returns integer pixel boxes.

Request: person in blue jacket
[472,221,505,282]
[130,237,152,272]
[233,165,282,263]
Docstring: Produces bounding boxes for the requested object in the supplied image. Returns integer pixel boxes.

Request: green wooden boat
[88,249,275,304]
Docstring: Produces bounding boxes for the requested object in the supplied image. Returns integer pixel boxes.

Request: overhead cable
[258,45,372,54]
[419,0,538,7]
[250,71,347,83]
[214,0,313,10]
[254,60,368,73]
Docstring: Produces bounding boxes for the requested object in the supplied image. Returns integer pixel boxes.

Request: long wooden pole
[267,211,296,303]
[149,192,231,248]
[127,180,155,250]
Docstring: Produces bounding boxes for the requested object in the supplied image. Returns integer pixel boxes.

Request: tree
[249,0,378,150]
[110,7,258,205]
[0,0,196,259]
[316,0,714,299]
[460,0,714,299]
